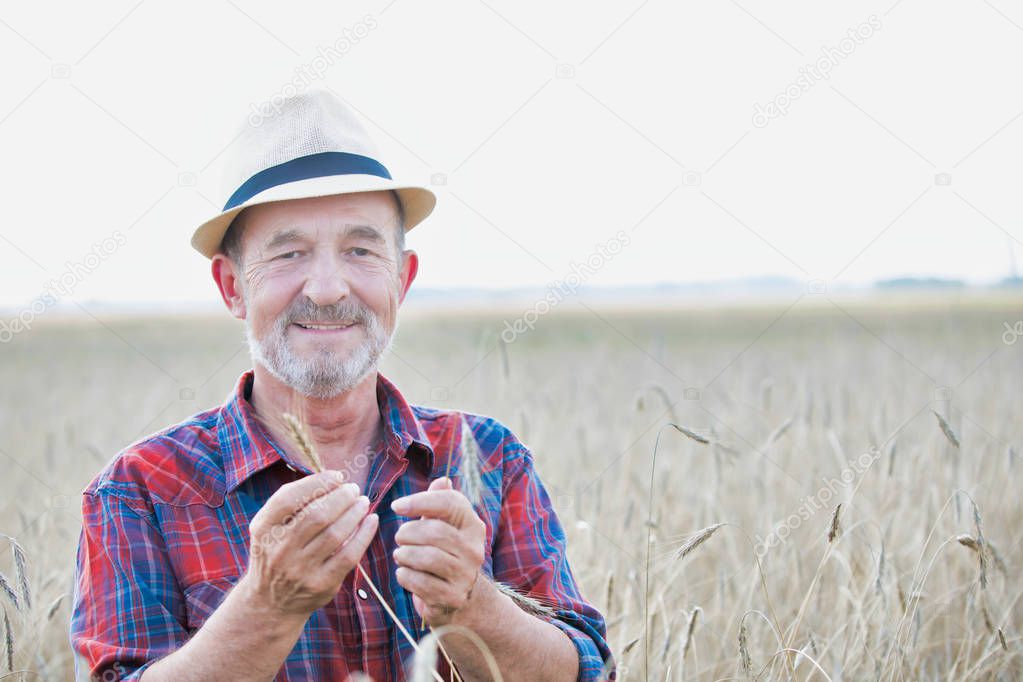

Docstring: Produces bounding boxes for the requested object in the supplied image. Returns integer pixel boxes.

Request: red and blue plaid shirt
[71,369,614,680]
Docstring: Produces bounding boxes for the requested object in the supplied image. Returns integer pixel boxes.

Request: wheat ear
[457,418,483,508]
[281,412,324,473]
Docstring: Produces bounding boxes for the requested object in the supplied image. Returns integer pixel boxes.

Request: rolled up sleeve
[70,489,187,680]
[492,442,615,681]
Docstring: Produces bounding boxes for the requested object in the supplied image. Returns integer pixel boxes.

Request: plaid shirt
[71,369,614,681]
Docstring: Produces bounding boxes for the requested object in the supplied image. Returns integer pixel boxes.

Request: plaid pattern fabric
[70,369,615,680]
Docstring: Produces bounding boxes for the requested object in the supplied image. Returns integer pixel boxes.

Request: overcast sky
[1,0,1021,307]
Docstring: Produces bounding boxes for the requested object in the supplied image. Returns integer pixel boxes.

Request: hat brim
[190,174,437,259]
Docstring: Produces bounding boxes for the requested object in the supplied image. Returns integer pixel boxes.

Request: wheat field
[0,293,1020,680]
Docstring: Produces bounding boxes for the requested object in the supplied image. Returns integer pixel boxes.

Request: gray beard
[245,296,395,399]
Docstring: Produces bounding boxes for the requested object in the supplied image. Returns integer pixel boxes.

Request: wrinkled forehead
[239,191,401,250]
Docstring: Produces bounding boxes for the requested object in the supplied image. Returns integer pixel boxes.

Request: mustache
[279,297,372,326]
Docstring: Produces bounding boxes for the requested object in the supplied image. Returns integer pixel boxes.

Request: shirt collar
[217,369,436,493]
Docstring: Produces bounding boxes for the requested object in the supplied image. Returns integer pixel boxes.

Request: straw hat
[190,88,436,258]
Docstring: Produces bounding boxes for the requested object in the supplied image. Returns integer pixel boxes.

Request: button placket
[357,450,410,675]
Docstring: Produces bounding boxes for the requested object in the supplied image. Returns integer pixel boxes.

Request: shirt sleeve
[491,441,616,681]
[70,489,188,680]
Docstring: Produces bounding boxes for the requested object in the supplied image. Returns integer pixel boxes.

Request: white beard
[245,295,395,399]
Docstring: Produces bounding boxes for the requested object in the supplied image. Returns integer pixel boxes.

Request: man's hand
[390,476,487,626]
[240,471,379,618]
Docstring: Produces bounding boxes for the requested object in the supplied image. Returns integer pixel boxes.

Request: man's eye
[275,251,300,260]
[351,247,371,257]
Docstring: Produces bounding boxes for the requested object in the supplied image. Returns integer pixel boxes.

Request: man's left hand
[391,477,487,626]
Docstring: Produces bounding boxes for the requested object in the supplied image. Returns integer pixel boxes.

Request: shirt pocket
[182,575,240,632]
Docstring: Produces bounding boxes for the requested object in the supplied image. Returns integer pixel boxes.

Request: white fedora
[191,88,436,259]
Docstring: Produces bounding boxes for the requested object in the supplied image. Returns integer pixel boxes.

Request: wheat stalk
[766,417,793,448]
[670,423,710,445]
[827,504,842,544]
[2,607,11,673]
[414,625,503,682]
[10,543,28,612]
[456,418,482,508]
[957,534,981,552]
[738,618,753,680]
[932,410,960,448]
[0,574,17,613]
[281,413,324,473]
[493,581,556,620]
[0,536,26,615]
[45,594,64,622]
[643,423,713,682]
[674,524,724,561]
[679,606,701,675]
[971,498,989,589]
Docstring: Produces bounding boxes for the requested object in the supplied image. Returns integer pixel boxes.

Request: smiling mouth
[292,321,358,331]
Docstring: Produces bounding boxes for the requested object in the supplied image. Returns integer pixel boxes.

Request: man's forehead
[243,199,398,242]
[243,193,394,233]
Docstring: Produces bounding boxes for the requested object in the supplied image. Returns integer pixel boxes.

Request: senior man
[70,89,614,681]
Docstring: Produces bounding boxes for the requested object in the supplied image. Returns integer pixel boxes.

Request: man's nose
[301,251,351,306]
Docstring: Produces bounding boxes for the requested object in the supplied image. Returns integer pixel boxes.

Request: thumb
[428,476,453,491]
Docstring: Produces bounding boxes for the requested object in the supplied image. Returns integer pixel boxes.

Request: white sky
[1,0,1021,307]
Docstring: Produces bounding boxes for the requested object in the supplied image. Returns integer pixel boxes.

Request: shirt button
[357,588,369,600]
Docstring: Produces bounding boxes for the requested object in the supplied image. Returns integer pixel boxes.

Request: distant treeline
[875,276,1023,289]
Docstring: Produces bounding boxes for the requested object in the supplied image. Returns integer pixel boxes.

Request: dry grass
[0,296,1021,679]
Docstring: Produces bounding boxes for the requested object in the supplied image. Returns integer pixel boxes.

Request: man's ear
[211,254,247,320]
[397,249,419,305]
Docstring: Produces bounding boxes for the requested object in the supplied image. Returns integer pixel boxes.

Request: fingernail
[391,498,408,512]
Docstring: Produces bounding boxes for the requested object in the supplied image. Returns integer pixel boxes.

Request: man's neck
[248,365,384,475]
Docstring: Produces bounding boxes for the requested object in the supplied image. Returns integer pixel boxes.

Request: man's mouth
[292,321,358,331]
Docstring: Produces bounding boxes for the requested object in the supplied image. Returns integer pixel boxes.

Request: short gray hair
[220,190,406,266]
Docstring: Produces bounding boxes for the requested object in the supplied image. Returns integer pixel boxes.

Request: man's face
[220,191,414,399]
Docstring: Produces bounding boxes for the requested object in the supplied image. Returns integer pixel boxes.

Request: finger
[391,488,473,527]
[284,483,363,549]
[395,566,459,606]
[303,493,371,561]
[392,544,459,580]
[253,471,350,528]
[323,512,379,575]
[394,518,460,556]
[427,476,453,491]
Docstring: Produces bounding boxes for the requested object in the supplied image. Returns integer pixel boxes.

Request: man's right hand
[142,472,378,681]
[239,471,379,618]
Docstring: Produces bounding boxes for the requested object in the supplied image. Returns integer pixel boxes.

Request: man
[70,89,614,681]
